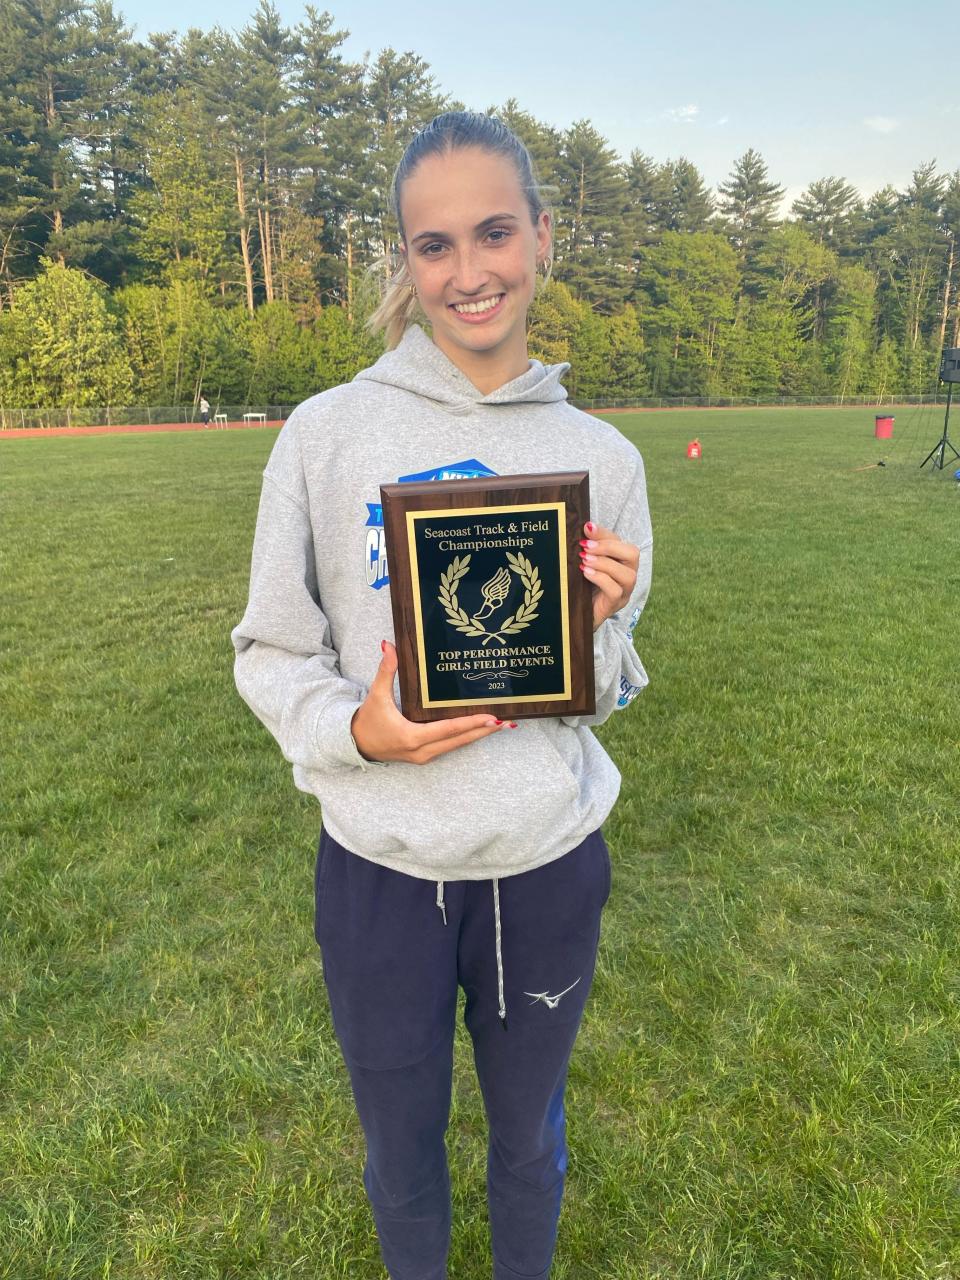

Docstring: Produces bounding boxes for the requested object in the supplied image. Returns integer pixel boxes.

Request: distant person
[231,111,652,1280]
[199,396,210,426]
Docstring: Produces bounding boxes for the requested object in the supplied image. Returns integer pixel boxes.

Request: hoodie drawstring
[493,877,507,1030]
[434,877,508,1030]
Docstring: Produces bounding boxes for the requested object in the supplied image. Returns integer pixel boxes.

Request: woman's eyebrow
[410,213,520,245]
[475,213,519,230]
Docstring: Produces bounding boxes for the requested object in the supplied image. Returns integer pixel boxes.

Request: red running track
[0,420,283,439]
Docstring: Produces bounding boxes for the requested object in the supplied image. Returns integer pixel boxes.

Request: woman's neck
[431,334,532,396]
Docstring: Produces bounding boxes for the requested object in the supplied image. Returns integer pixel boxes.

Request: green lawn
[2,406,958,1279]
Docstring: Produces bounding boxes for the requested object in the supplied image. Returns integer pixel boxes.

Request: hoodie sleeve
[231,443,373,774]
[561,448,653,729]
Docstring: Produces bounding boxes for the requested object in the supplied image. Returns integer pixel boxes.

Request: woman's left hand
[579,521,641,631]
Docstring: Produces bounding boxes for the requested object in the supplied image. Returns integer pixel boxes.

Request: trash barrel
[874,415,894,439]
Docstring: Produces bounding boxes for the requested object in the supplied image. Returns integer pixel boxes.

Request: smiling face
[398,146,551,393]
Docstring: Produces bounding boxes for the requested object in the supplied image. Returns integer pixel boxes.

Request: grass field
[2,405,958,1279]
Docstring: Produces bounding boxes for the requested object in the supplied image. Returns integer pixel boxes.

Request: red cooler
[875,415,894,439]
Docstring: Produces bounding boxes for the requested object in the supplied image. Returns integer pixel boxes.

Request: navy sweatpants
[314,827,611,1280]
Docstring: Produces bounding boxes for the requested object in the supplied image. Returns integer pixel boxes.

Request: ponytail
[366,254,421,351]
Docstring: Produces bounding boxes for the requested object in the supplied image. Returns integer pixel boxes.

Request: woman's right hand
[351,640,515,765]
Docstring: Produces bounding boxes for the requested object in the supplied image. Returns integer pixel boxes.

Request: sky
[117,0,958,207]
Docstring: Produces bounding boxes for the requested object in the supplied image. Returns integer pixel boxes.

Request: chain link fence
[571,392,948,411]
[0,404,297,430]
[0,393,948,430]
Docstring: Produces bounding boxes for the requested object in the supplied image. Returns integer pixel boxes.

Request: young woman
[232,111,652,1280]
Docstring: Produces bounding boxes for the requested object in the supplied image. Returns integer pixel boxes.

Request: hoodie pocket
[313,721,585,869]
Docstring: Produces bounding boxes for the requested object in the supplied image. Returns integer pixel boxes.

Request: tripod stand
[920,381,960,470]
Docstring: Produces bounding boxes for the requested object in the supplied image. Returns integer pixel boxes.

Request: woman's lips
[449,293,506,324]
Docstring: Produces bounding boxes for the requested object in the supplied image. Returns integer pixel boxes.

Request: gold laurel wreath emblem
[438,553,544,646]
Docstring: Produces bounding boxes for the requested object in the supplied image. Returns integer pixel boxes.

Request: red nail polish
[586,522,596,533]
[509,722,518,728]
[380,640,386,652]
[495,719,503,725]
[579,539,588,547]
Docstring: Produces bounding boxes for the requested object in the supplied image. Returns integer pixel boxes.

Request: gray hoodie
[231,325,652,882]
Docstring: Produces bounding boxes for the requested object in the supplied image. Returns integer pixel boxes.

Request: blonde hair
[368,253,422,351]
[367,111,552,349]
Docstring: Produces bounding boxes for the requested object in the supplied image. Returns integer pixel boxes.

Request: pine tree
[661,157,713,233]
[128,92,233,289]
[717,148,784,259]
[625,150,671,248]
[870,163,946,367]
[59,0,143,285]
[205,30,262,312]
[791,176,861,253]
[1,0,96,274]
[0,62,43,302]
[295,6,363,307]
[789,182,861,337]
[553,120,629,310]
[236,2,307,306]
[861,186,899,244]
[316,78,379,311]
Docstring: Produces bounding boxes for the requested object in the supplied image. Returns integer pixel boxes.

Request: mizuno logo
[523,977,581,1009]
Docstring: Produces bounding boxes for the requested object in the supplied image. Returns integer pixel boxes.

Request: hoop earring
[409,283,417,297]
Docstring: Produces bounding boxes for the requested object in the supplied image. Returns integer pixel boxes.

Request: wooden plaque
[380,471,595,722]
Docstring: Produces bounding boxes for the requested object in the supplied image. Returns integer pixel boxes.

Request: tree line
[2,0,959,409]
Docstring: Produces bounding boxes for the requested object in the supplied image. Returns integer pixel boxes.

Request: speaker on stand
[920,348,960,470]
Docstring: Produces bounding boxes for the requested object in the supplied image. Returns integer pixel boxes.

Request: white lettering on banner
[365,527,388,587]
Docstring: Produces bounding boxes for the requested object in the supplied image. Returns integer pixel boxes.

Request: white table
[242,412,267,424]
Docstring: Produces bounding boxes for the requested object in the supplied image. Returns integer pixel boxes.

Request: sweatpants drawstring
[435,877,506,1028]
[493,877,507,1029]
